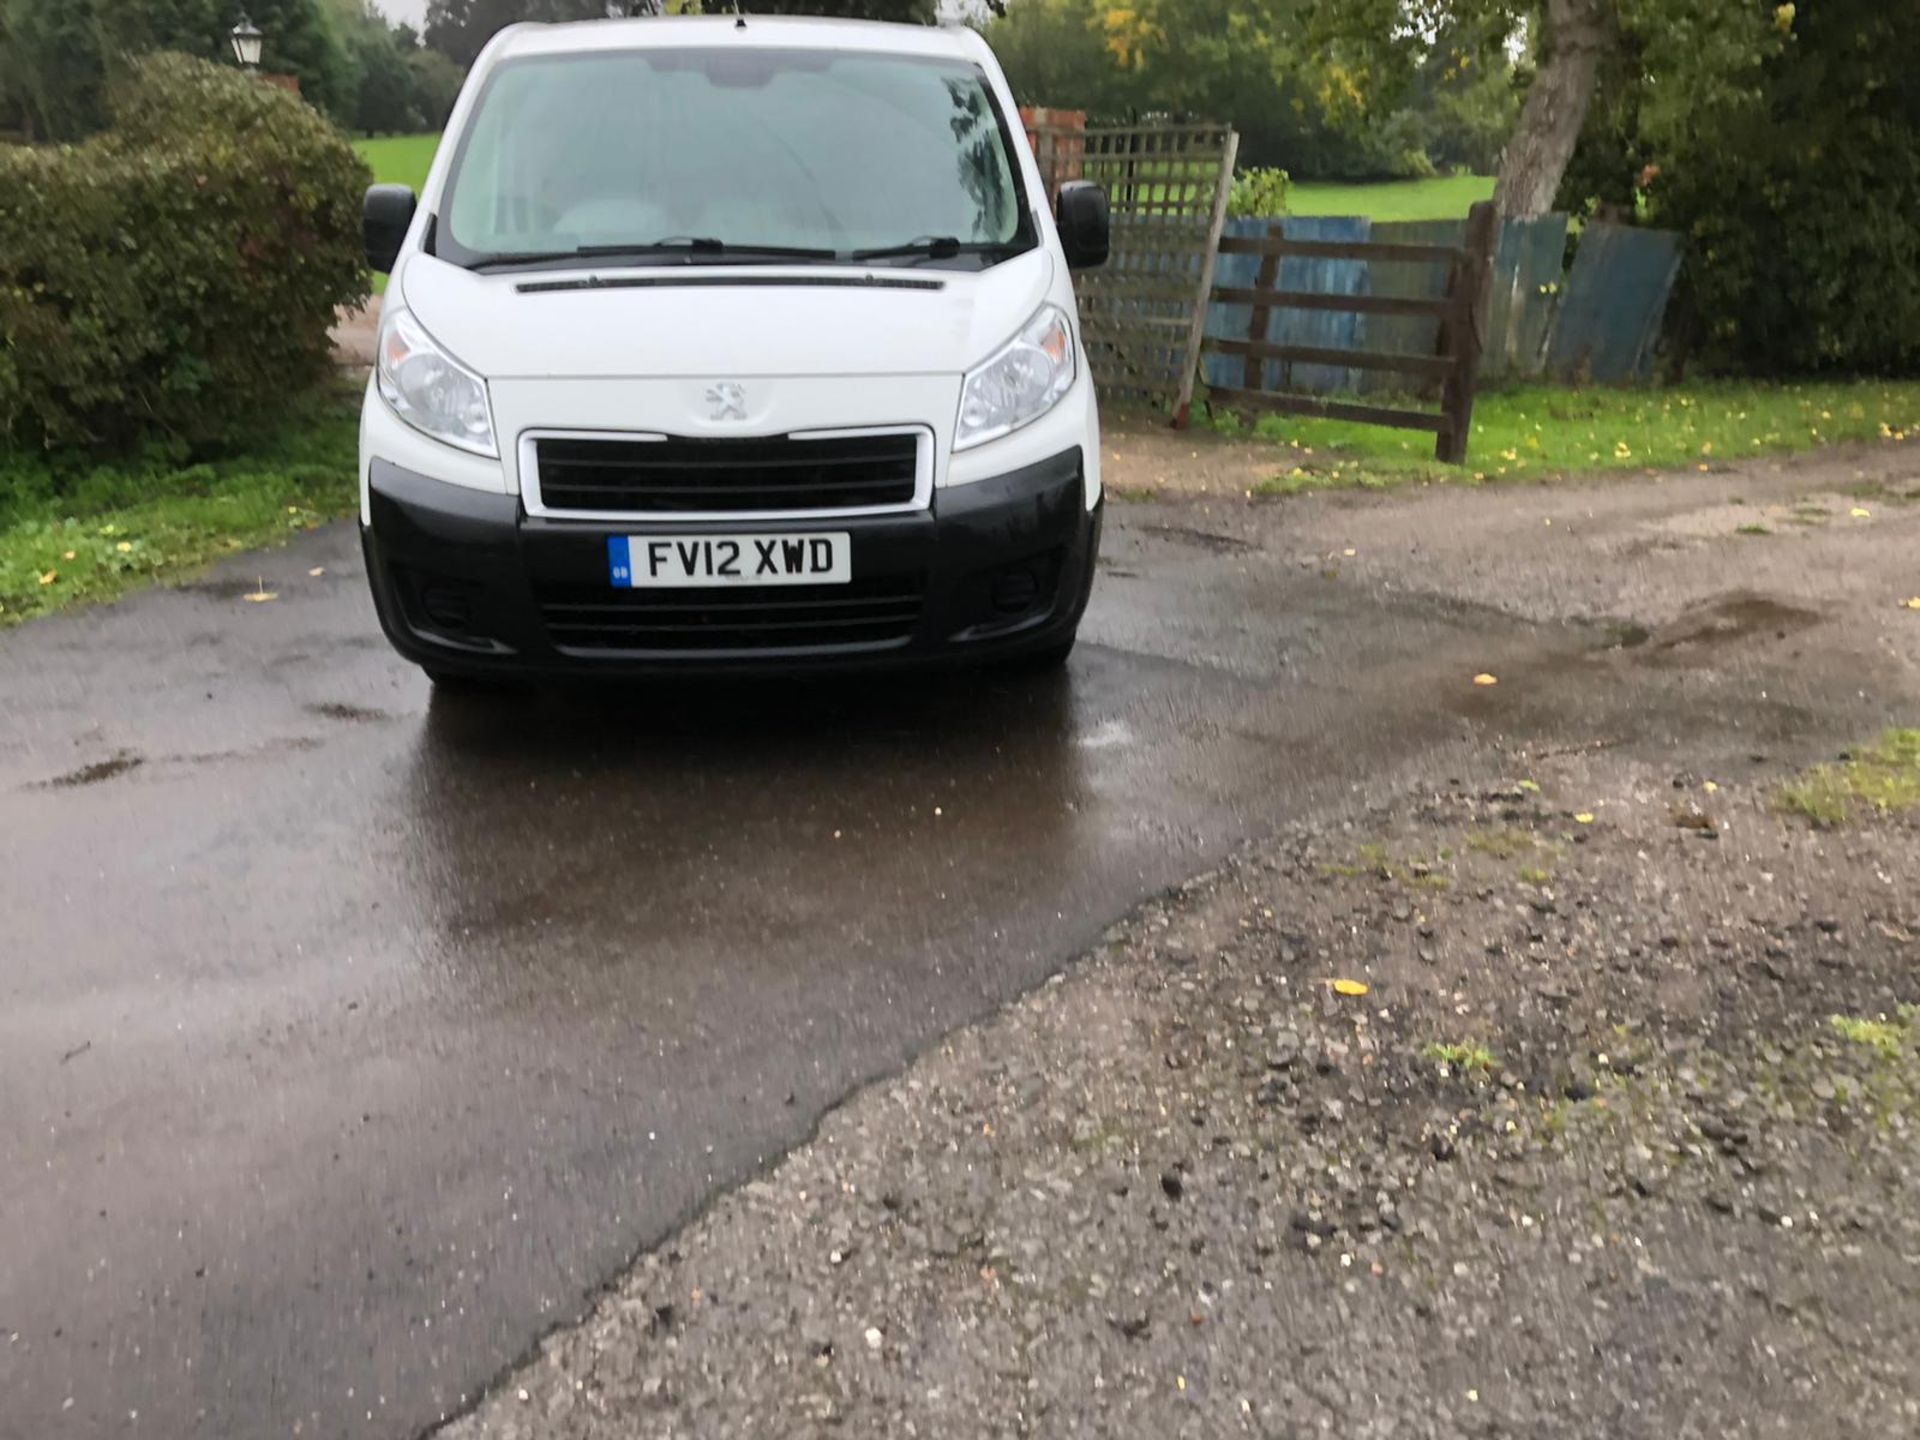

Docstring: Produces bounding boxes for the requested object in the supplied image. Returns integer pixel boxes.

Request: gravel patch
[447,748,1920,1439]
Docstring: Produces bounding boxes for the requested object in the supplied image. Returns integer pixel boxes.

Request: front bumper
[361,446,1101,677]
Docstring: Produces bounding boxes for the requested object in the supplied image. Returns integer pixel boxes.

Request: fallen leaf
[242,577,278,603]
[1850,507,1871,518]
[1904,598,1920,610]
[1574,812,1596,825]
[1332,978,1370,997]
[1342,548,1357,558]
[38,570,58,586]
[1703,780,1720,794]
[308,567,326,577]
[1517,779,1541,793]
[116,541,133,553]
[1473,673,1499,687]
[62,549,76,561]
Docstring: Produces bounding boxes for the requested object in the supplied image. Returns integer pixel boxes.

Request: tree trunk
[1493,0,1615,219]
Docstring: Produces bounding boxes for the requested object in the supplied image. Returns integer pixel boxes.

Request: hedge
[0,53,371,453]
[1651,0,1920,377]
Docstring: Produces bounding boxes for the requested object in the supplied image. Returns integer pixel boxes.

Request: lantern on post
[229,13,265,69]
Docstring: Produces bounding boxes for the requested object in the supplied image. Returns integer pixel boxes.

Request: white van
[358,15,1110,682]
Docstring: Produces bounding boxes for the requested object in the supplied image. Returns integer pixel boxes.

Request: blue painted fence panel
[1545,222,1683,383]
[1204,215,1370,395]
[1486,213,1570,379]
[1203,216,1278,393]
[1201,212,1682,405]
[1358,219,1465,398]
[1272,216,1371,393]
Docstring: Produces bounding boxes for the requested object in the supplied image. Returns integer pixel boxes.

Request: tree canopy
[983,0,1520,178]
[0,0,469,140]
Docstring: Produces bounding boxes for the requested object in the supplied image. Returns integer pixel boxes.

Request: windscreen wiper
[851,236,965,261]
[469,239,839,272]
[849,237,1026,262]
[588,237,842,261]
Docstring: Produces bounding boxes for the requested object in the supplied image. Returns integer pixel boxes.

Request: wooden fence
[1207,213,1684,395]
[1203,201,1499,463]
[1028,119,1239,421]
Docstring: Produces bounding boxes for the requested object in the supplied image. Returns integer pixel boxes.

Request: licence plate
[608,532,851,589]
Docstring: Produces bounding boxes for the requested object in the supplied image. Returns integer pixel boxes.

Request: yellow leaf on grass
[1473,673,1499,687]
[1332,979,1370,997]
[1574,812,1596,825]
[62,550,76,561]
[116,541,133,553]
[37,570,57,586]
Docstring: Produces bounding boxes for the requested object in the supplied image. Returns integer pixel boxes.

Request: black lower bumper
[361,446,1101,677]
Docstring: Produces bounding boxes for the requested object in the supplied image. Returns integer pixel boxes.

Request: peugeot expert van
[358,16,1110,682]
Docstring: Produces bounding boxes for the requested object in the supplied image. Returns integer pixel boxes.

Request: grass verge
[0,389,360,627]
[1778,731,1920,827]
[1222,380,1920,497]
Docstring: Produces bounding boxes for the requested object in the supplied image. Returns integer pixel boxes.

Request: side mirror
[364,184,417,274]
[1056,181,1110,270]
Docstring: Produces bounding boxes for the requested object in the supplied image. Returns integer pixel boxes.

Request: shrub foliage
[1227,167,1292,219]
[0,54,370,452]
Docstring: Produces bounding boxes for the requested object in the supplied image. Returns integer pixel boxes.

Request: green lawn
[355,132,440,193]
[1222,380,1920,495]
[0,392,360,626]
[1286,174,1496,223]
[355,134,441,292]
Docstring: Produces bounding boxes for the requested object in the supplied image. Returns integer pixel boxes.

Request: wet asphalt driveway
[3,447,1915,1440]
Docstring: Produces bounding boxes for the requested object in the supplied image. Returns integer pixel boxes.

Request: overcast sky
[374,0,429,25]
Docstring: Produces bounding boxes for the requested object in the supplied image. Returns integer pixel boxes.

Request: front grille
[532,432,921,515]
[536,574,925,653]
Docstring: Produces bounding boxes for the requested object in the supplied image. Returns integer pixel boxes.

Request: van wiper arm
[467,239,840,272]
[850,236,963,261]
[589,237,842,261]
[467,249,590,272]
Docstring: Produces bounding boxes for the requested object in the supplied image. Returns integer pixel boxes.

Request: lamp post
[229,13,265,70]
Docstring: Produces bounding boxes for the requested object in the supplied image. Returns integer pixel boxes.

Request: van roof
[485,15,994,66]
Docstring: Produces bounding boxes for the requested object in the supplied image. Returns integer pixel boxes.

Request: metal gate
[1027,118,1239,423]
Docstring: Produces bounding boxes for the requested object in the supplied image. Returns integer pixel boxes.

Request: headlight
[954,304,1077,451]
[377,306,497,457]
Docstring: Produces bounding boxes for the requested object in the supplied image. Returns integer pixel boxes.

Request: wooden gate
[1204,201,1499,462]
[1028,119,1239,422]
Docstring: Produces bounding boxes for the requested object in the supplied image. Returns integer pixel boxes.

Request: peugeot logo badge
[705,382,748,422]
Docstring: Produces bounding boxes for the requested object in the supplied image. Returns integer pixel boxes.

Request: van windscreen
[437,47,1035,271]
